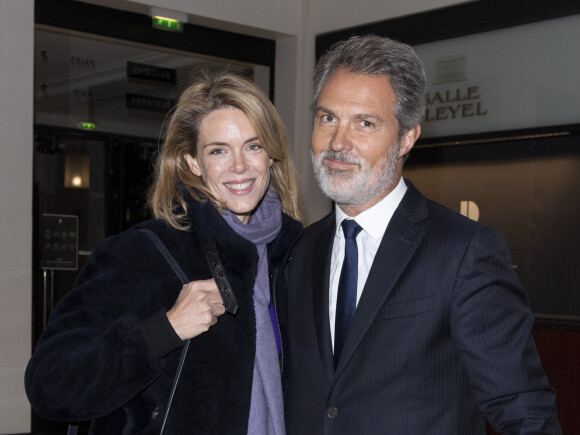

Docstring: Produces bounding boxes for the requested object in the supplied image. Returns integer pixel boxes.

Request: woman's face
[184,107,273,224]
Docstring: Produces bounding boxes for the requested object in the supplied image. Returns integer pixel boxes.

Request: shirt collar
[335,177,407,240]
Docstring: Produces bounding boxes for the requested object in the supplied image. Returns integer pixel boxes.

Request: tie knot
[341,219,362,240]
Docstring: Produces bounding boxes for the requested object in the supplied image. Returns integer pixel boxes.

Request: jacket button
[151,406,159,420]
[327,407,339,419]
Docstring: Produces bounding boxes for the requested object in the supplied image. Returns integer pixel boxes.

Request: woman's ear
[184,154,202,177]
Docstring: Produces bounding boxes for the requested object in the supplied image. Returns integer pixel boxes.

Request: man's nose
[329,124,353,152]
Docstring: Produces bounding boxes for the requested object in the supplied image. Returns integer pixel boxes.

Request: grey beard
[311,146,400,207]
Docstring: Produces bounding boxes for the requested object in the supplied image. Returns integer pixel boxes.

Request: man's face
[311,69,420,216]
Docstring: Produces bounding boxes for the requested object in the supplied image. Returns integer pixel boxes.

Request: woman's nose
[230,152,248,173]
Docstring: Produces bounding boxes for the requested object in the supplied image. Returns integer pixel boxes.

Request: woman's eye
[248,143,263,151]
[209,148,225,156]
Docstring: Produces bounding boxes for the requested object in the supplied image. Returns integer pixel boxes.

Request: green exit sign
[78,122,96,130]
[152,17,184,33]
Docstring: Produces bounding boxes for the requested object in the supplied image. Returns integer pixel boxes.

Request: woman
[25,70,302,434]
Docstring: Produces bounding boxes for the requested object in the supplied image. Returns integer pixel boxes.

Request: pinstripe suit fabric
[284,182,560,434]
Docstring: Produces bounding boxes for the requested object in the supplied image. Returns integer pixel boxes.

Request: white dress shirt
[329,178,407,349]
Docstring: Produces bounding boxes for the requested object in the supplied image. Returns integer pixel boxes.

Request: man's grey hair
[312,34,426,138]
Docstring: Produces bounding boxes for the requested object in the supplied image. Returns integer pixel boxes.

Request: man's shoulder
[404,181,481,228]
[290,212,334,251]
[303,212,334,235]
[425,197,476,225]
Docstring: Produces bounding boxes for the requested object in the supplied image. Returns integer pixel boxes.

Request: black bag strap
[68,229,191,435]
[141,229,189,284]
[139,228,190,435]
[204,240,238,314]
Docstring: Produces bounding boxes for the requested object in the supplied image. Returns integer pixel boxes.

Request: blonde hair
[149,70,301,229]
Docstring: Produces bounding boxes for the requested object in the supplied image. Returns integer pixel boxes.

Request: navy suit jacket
[285,181,560,434]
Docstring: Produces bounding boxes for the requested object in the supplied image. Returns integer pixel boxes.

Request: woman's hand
[166,279,226,340]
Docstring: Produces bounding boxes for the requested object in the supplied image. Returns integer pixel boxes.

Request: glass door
[32,127,157,433]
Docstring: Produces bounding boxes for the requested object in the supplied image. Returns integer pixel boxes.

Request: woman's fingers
[166,279,226,340]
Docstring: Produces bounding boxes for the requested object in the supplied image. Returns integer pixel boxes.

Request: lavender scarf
[222,189,285,435]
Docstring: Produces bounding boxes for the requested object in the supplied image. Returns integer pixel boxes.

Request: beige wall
[0,0,467,432]
[0,0,34,432]
[311,0,472,35]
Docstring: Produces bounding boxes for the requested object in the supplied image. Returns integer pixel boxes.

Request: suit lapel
[311,216,336,382]
[334,183,429,376]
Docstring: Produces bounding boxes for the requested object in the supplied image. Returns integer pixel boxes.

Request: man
[284,35,560,434]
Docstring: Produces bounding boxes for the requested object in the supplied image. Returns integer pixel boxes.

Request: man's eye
[321,114,335,123]
[360,120,374,128]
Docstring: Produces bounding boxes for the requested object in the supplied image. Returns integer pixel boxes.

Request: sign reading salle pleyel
[420,52,499,138]
[415,14,580,139]
[425,56,488,124]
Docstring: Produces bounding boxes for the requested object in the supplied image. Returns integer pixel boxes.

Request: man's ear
[184,154,202,177]
[399,124,421,159]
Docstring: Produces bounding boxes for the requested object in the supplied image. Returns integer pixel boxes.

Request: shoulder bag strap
[139,228,190,435]
[68,229,192,435]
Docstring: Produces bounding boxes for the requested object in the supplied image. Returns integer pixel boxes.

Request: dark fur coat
[25,193,302,434]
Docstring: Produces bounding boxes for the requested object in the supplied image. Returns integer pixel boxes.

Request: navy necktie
[334,219,362,368]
